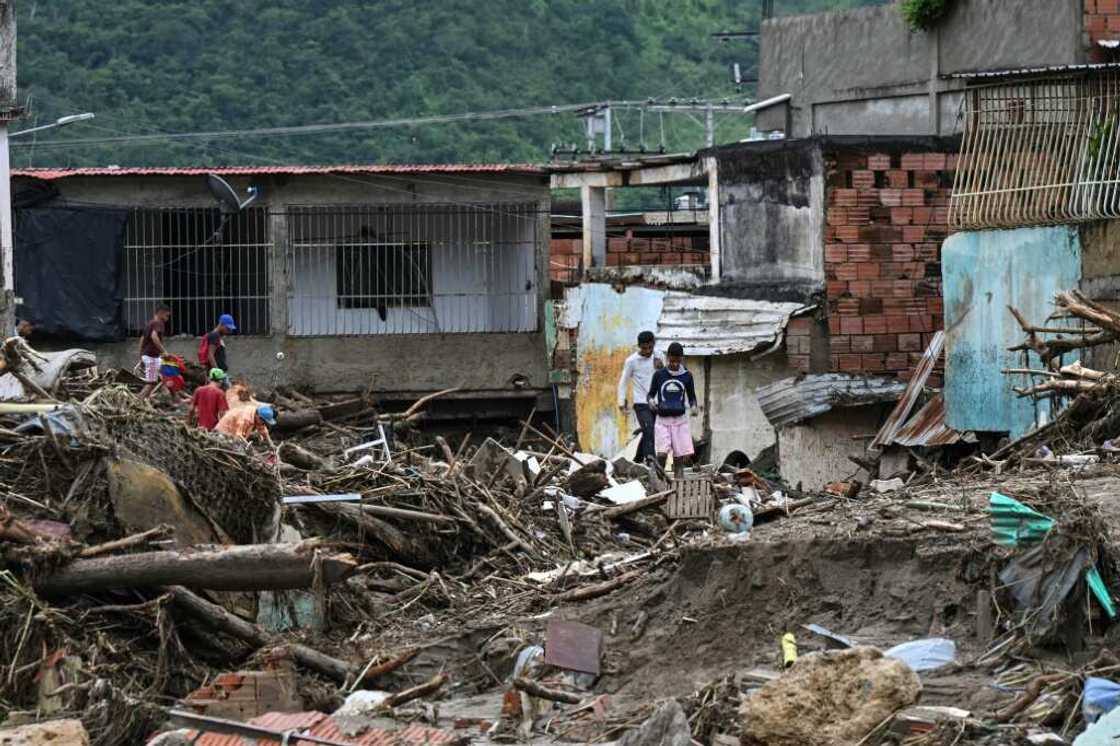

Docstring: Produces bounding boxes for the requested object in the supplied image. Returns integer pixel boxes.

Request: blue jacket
[648,368,697,417]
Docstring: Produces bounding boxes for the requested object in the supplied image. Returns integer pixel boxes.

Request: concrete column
[268,208,289,340]
[705,157,721,281]
[580,185,606,270]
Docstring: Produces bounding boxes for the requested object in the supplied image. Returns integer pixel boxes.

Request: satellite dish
[207,174,259,214]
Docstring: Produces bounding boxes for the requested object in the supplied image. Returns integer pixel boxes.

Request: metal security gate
[122,206,272,336]
[286,203,541,336]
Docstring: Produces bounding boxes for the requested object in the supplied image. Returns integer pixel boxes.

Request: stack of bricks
[821,150,955,385]
[549,233,710,283]
[1086,0,1120,59]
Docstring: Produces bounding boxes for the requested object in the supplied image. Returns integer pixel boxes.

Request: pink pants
[654,415,694,457]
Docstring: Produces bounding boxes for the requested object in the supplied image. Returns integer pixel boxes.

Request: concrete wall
[777,405,885,491]
[708,352,798,464]
[942,226,1082,437]
[757,0,1084,137]
[14,171,551,394]
[1077,221,1120,370]
[714,140,826,302]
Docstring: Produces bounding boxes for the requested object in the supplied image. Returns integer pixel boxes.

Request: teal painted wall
[943,227,1081,438]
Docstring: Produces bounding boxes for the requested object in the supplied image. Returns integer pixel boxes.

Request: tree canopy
[13,0,882,167]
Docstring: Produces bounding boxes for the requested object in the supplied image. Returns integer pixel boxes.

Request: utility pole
[0,2,21,337]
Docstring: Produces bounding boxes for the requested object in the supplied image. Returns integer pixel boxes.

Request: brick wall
[550,232,710,283]
[816,150,955,385]
[1086,0,1120,59]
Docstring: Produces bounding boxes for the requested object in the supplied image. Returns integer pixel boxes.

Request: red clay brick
[788,317,812,335]
[835,264,859,281]
[891,243,915,262]
[640,253,661,264]
[898,333,922,352]
[915,243,940,262]
[912,171,938,189]
[880,263,902,280]
[892,280,913,297]
[850,335,874,353]
[867,153,891,170]
[788,335,811,355]
[873,334,897,353]
[910,315,933,333]
[869,244,893,262]
[608,238,628,253]
[902,189,927,207]
[847,244,872,262]
[662,252,683,264]
[945,154,959,171]
[826,280,848,298]
[851,170,876,189]
[863,316,888,334]
[886,170,909,189]
[861,297,884,315]
[847,206,871,224]
[1109,13,1120,31]
[931,206,950,224]
[886,315,910,333]
[827,208,849,226]
[835,225,861,242]
[828,317,842,335]
[623,252,642,264]
[840,317,863,335]
[831,335,851,353]
[927,298,944,316]
[836,298,861,315]
[862,354,886,371]
[890,207,913,225]
[923,153,947,170]
[825,244,848,263]
[831,188,858,206]
[902,225,927,242]
[838,354,862,372]
[607,254,621,266]
[856,262,880,280]
[911,207,933,225]
[885,352,910,370]
[879,189,903,207]
[871,280,895,297]
[900,153,925,170]
[856,189,882,207]
[787,354,810,372]
[848,280,872,297]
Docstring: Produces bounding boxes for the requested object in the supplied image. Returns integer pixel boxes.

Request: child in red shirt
[190,368,230,430]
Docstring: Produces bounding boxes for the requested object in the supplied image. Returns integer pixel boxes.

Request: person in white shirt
[618,330,664,463]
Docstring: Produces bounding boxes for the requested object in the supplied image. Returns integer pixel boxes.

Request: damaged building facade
[10,164,553,415]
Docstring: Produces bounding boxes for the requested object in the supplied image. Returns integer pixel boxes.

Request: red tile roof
[12,163,545,180]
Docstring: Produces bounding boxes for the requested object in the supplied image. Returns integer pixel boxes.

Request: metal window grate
[951,72,1120,230]
[122,207,272,336]
[287,203,541,336]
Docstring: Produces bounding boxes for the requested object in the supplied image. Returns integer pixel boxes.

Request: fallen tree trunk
[596,490,672,520]
[313,502,438,568]
[167,585,355,683]
[274,410,323,432]
[384,673,449,708]
[278,442,329,471]
[513,677,581,704]
[34,542,356,595]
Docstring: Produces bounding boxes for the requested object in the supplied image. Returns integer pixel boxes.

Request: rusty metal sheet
[656,293,810,356]
[871,331,945,451]
[756,373,907,428]
[544,620,603,675]
[892,394,964,448]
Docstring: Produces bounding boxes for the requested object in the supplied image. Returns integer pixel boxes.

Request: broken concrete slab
[0,719,90,745]
[739,647,921,746]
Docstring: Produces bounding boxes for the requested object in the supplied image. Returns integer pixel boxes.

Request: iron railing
[122,207,271,336]
[951,71,1120,229]
[286,203,541,336]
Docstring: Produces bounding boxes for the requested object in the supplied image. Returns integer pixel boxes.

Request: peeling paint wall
[942,227,1082,437]
[778,406,885,491]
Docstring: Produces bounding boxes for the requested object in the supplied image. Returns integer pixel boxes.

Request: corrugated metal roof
[755,373,907,428]
[871,331,945,450]
[892,393,964,447]
[12,163,544,180]
[655,293,810,356]
[191,711,458,746]
[946,62,1120,79]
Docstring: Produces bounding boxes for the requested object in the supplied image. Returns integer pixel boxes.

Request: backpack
[198,333,213,365]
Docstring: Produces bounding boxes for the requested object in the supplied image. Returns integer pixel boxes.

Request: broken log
[167,585,356,683]
[79,525,173,558]
[34,542,356,595]
[554,569,641,602]
[513,677,581,704]
[314,502,437,567]
[358,503,457,525]
[1013,379,1104,397]
[278,442,328,471]
[593,490,673,520]
[361,647,420,679]
[274,410,323,432]
[384,673,449,708]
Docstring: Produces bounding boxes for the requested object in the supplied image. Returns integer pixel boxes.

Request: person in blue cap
[198,313,236,377]
[215,402,277,446]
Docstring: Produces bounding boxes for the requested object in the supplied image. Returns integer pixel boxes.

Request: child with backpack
[647,342,698,475]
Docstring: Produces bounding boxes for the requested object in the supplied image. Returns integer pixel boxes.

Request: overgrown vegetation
[898,0,951,31]
[15,0,882,168]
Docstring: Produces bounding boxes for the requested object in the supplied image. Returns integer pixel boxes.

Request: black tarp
[15,207,128,341]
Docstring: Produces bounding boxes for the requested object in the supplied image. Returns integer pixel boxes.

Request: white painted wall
[707,353,798,465]
[777,406,885,491]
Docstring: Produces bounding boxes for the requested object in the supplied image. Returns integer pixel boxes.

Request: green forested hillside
[14,0,885,167]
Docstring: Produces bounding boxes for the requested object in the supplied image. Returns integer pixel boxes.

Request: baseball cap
[256,405,277,426]
[218,313,237,331]
[208,367,227,381]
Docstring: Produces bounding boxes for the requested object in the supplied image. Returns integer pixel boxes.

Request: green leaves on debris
[898,0,951,32]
